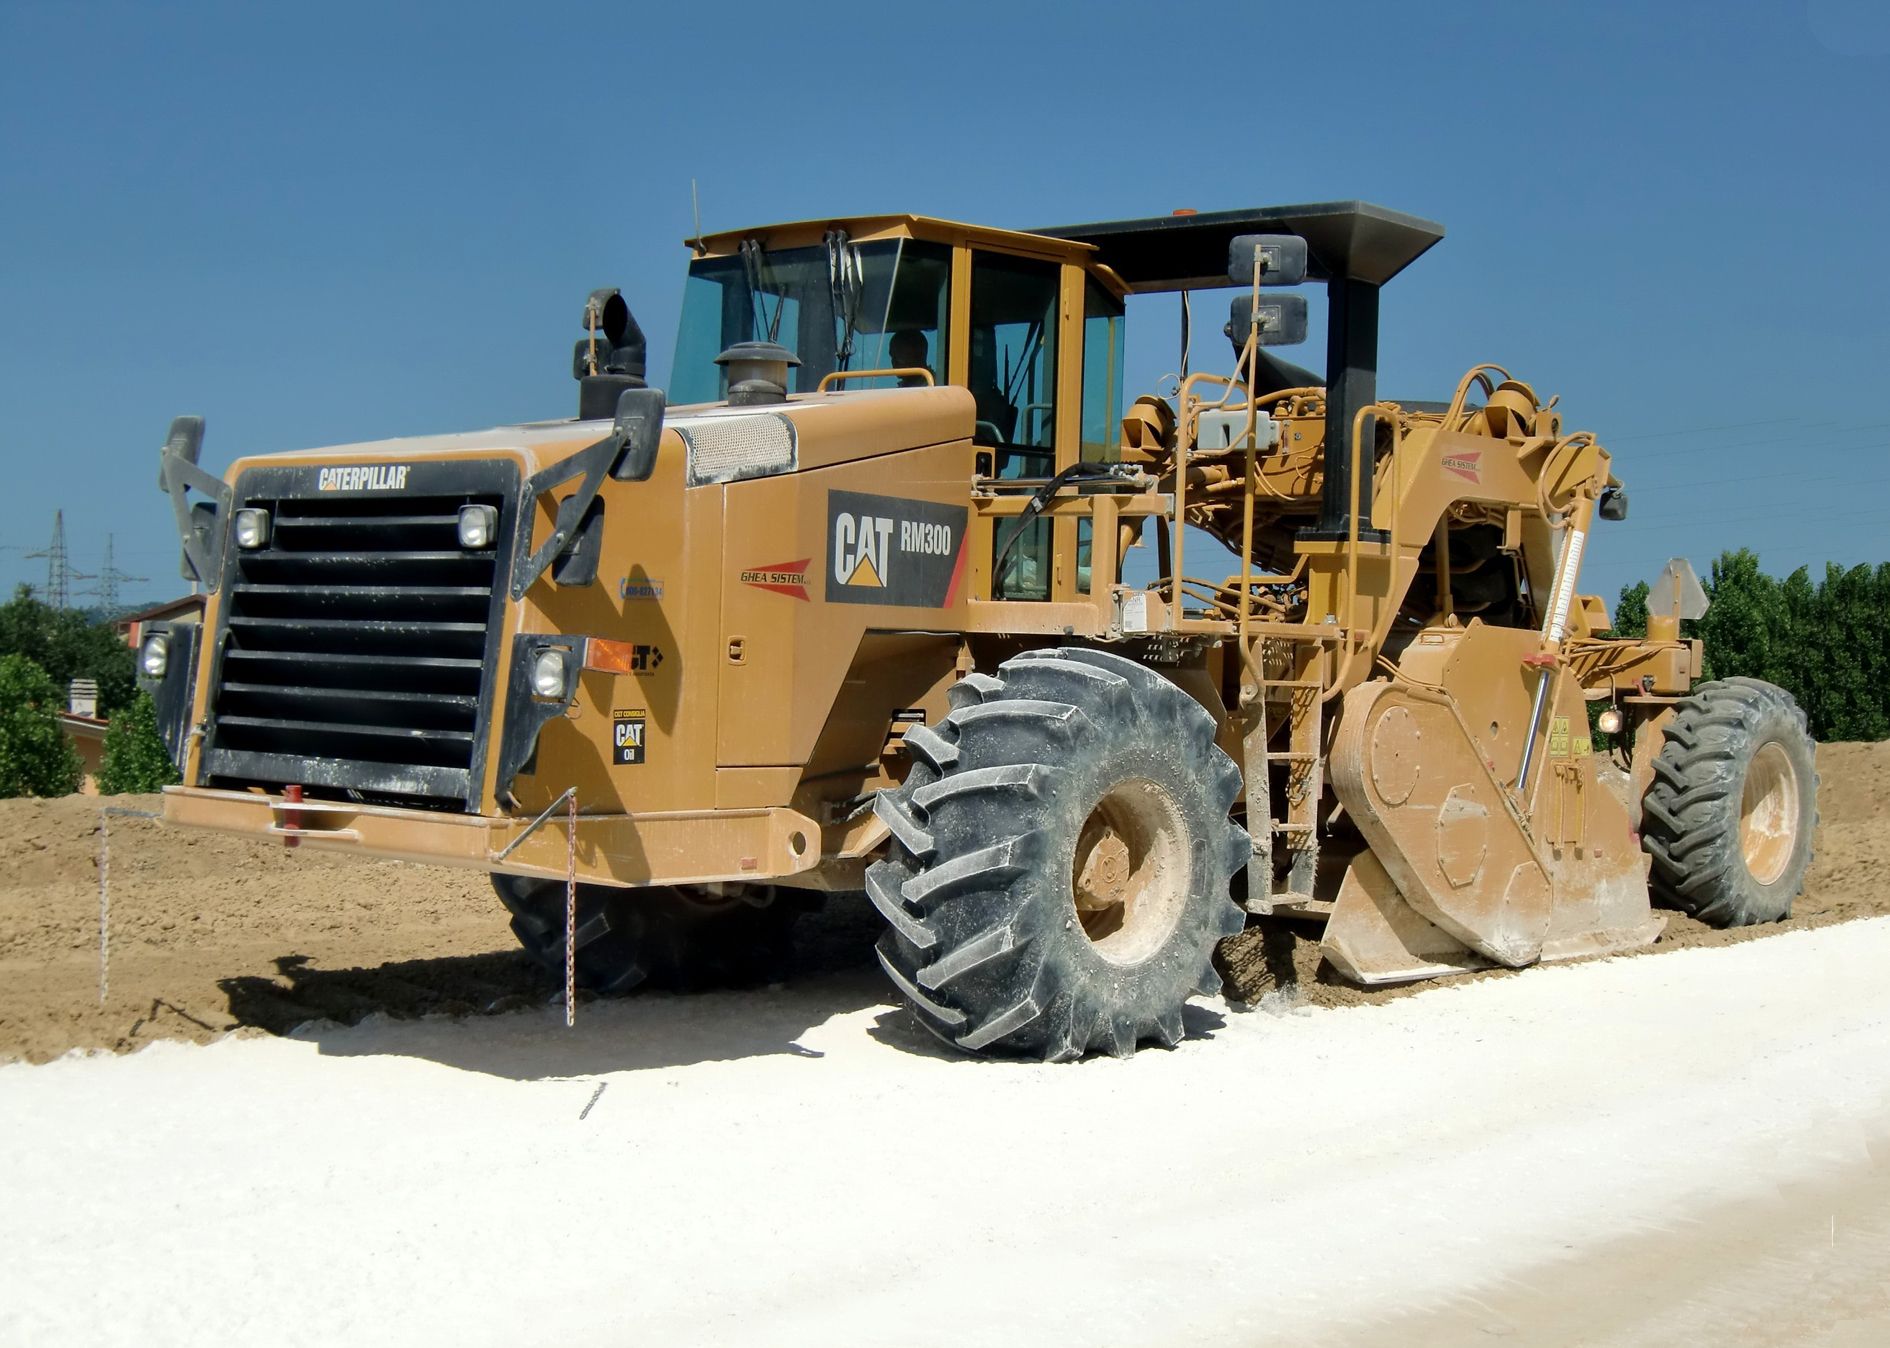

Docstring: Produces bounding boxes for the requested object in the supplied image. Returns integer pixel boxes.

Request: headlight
[1597,707,1624,736]
[531,648,571,699]
[457,504,498,550]
[139,633,170,678]
[233,507,271,549]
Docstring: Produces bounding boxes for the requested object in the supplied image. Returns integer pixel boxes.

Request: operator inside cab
[890,328,930,386]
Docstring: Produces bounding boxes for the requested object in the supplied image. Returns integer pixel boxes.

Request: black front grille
[200,461,518,810]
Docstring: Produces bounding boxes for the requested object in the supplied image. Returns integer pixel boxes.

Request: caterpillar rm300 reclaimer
[141,202,1818,1059]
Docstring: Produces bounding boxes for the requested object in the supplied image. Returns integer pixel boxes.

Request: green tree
[97,691,180,795]
[1775,565,1821,732]
[0,585,137,715]
[0,653,83,798]
[1698,548,1780,685]
[1610,580,1648,638]
[1815,562,1889,741]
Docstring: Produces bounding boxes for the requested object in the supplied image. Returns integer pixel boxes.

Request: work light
[139,632,170,678]
[531,648,571,699]
[233,508,271,550]
[457,504,498,549]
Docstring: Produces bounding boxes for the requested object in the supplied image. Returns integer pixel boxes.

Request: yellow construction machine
[141,202,1817,1057]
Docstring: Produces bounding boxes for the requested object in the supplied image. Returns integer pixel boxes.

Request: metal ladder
[1241,636,1327,915]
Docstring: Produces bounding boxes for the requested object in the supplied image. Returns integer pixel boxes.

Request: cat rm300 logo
[827,490,968,607]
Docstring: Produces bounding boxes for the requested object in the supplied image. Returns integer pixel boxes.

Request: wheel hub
[1070,777,1189,966]
[1739,740,1800,886]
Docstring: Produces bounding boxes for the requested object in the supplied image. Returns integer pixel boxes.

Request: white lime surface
[4,920,1890,1347]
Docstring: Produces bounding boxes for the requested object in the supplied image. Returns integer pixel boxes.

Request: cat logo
[833,513,893,588]
[826,490,968,607]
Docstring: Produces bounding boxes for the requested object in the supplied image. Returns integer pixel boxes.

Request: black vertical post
[1317,275,1384,539]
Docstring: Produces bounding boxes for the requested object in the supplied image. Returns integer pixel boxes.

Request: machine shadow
[217,896,899,1080]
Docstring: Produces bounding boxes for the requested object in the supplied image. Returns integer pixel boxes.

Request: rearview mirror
[159,414,205,489]
[1224,294,1310,348]
[610,387,667,481]
[1228,234,1309,287]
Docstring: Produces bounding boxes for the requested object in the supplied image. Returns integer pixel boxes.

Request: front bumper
[160,785,823,889]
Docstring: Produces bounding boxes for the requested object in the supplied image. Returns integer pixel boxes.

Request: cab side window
[1081,279,1124,462]
[970,252,1061,600]
[969,252,1059,474]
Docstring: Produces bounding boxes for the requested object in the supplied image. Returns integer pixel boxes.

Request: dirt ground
[2,739,1886,1064]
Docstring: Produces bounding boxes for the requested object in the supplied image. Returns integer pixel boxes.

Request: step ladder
[1240,637,1327,916]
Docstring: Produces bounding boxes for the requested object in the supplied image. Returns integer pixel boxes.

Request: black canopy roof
[1034,200,1444,292]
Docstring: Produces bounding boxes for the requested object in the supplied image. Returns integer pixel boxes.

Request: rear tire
[867,648,1248,1060]
[1641,678,1817,927]
[493,877,803,994]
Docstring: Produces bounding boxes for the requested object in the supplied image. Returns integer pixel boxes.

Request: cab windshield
[670,236,951,405]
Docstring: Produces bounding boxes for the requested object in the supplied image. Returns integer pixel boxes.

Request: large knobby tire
[493,877,802,994]
[1641,678,1818,927]
[867,648,1248,1060]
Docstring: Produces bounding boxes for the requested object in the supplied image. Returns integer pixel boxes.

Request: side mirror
[1225,293,1310,348]
[610,387,667,481]
[159,414,205,489]
[1228,234,1309,287]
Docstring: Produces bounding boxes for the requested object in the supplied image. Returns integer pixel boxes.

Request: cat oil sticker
[612,709,647,766]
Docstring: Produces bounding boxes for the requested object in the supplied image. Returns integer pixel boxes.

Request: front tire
[867,648,1248,1060]
[1641,678,1818,927]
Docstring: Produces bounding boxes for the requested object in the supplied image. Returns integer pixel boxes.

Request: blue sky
[3,0,1887,611]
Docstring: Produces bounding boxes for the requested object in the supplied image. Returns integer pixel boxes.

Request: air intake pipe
[575,288,648,420]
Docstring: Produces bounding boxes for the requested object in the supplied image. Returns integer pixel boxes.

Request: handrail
[816,367,936,391]
[1327,402,1404,700]
[1178,333,1311,648]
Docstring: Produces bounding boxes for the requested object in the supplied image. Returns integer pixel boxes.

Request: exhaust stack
[574,288,648,420]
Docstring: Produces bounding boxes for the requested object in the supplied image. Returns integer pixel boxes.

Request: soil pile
[2,738,1885,1062]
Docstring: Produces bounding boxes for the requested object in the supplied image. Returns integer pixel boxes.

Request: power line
[1608,502,1890,534]
[1606,415,1798,443]
[1628,470,1890,495]
[1620,422,1889,463]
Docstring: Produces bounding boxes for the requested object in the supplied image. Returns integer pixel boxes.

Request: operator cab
[673,215,1127,598]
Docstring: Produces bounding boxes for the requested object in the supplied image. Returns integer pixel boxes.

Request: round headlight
[457,504,497,550]
[140,633,170,678]
[531,648,570,699]
[1597,707,1624,736]
[233,507,271,550]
